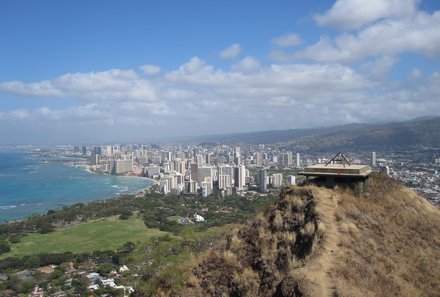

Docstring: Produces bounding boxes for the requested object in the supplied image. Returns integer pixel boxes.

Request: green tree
[97,263,116,276]
[37,222,54,234]
[0,240,11,254]
[24,255,41,268]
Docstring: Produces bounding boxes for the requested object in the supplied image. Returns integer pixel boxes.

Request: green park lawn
[1,215,166,259]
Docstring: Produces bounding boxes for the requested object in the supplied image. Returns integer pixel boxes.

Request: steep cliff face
[182,174,440,297]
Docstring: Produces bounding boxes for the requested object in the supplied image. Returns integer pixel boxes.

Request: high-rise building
[174,159,186,177]
[104,146,112,156]
[219,174,232,190]
[372,152,377,167]
[197,166,213,188]
[217,165,234,190]
[160,175,176,191]
[184,180,197,194]
[160,177,172,194]
[255,152,263,167]
[163,162,172,173]
[91,154,100,165]
[161,151,172,162]
[278,152,292,167]
[234,146,241,157]
[271,173,283,187]
[110,159,133,175]
[201,177,213,197]
[258,168,267,193]
[234,156,241,166]
[145,165,160,177]
[176,151,186,159]
[82,146,87,156]
[234,164,246,191]
[216,156,225,166]
[174,173,184,186]
[196,154,205,166]
[190,163,198,182]
[296,153,301,168]
[206,153,212,165]
[380,165,391,176]
[287,175,296,186]
[219,164,233,174]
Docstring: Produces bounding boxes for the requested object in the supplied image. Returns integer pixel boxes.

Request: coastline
[84,165,159,194]
[0,154,158,223]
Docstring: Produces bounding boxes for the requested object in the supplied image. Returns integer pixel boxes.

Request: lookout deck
[299,153,372,196]
[301,164,372,177]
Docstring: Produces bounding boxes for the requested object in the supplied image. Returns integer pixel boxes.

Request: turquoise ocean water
[0,151,154,222]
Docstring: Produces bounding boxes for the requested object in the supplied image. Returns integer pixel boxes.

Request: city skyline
[1,0,440,144]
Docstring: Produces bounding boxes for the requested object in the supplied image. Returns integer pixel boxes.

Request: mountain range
[184,116,440,149]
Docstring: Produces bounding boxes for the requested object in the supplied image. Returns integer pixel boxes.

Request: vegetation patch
[1,215,165,259]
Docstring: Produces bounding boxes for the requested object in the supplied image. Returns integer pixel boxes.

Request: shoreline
[83,165,159,185]
[84,165,159,192]
[0,161,158,224]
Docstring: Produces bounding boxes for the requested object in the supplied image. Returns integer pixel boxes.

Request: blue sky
[1,0,440,144]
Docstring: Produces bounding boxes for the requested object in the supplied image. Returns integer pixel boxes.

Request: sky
[1,0,440,144]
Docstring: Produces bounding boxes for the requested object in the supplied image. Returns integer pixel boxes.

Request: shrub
[37,222,54,234]
[0,240,11,254]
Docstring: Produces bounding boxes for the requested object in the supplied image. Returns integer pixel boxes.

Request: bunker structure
[299,152,372,196]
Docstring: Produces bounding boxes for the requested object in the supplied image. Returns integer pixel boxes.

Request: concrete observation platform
[299,153,372,196]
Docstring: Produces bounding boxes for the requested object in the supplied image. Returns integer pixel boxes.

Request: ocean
[0,151,154,222]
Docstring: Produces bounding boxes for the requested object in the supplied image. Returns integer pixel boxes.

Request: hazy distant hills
[188,116,440,148]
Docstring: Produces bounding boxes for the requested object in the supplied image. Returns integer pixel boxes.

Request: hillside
[179,173,440,297]
[186,116,440,148]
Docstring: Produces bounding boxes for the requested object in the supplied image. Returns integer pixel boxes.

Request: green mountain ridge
[186,116,440,148]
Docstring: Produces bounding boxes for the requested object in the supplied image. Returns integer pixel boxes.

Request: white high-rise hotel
[372,152,377,167]
[218,165,233,190]
[234,164,246,191]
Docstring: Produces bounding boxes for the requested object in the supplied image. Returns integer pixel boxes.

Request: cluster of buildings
[70,144,440,204]
[83,265,134,295]
[371,149,440,205]
[75,144,301,196]
[27,263,134,297]
[74,145,138,175]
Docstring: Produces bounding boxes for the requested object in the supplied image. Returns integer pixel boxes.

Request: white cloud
[220,43,242,59]
[296,10,440,63]
[272,33,302,47]
[231,57,261,74]
[408,68,422,80]
[165,57,226,85]
[0,69,157,102]
[0,57,439,141]
[0,109,30,121]
[315,0,419,30]
[140,64,161,75]
[0,81,65,97]
[360,56,397,79]
[0,59,373,126]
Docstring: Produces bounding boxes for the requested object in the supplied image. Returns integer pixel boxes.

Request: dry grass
[180,174,440,297]
[328,173,440,297]
[183,186,322,296]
